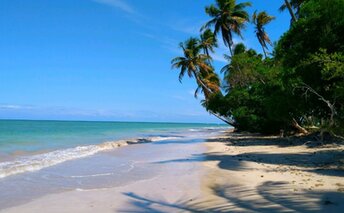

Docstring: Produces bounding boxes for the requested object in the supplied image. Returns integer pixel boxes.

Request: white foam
[149,136,180,141]
[70,172,114,178]
[0,136,179,179]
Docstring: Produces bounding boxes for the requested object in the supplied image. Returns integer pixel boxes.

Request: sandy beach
[198,132,344,212]
[1,130,344,212]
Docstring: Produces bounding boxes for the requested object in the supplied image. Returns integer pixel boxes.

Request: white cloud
[140,32,181,54]
[0,104,33,110]
[170,20,205,35]
[92,0,135,14]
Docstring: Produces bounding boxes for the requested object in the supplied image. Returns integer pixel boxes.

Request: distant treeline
[171,0,344,137]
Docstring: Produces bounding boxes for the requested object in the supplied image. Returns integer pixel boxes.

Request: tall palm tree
[252,11,275,57]
[279,0,305,22]
[202,0,251,56]
[171,37,213,94]
[199,29,218,60]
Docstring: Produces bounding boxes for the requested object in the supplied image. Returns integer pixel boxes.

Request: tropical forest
[172,0,344,138]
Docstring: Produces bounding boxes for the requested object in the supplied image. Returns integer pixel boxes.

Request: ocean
[0,119,227,178]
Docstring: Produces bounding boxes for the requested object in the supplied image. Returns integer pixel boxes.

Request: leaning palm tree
[202,0,251,56]
[252,11,275,57]
[172,38,235,126]
[171,37,213,94]
[199,29,218,60]
[194,69,221,99]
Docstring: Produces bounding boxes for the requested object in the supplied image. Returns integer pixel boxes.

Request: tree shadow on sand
[206,132,343,148]
[154,148,344,177]
[119,181,344,212]
[205,133,344,177]
[119,134,344,212]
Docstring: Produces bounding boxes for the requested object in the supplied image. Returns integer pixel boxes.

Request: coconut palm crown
[199,29,218,59]
[202,0,251,56]
[252,11,275,57]
[171,38,214,93]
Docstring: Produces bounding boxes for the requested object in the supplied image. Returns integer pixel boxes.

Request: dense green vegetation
[171,0,344,137]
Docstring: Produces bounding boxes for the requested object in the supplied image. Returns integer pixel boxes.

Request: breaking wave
[0,136,179,178]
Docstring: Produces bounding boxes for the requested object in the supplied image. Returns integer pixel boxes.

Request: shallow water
[0,120,226,178]
[0,128,219,210]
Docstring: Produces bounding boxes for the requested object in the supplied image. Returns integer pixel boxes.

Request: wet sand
[0,133,208,212]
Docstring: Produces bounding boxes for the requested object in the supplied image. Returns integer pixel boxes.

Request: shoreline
[0,135,183,179]
[0,130,210,212]
[1,130,344,212]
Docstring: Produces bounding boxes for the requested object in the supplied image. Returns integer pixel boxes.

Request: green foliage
[207,0,343,135]
[273,0,344,135]
[275,0,344,67]
[172,0,344,136]
[222,49,264,89]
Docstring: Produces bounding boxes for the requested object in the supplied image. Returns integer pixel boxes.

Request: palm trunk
[193,71,213,94]
[210,110,237,128]
[262,45,267,58]
[192,71,236,127]
[229,46,233,57]
[205,48,212,64]
[284,0,297,23]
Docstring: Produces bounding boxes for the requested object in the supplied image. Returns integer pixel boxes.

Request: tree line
[171,0,344,137]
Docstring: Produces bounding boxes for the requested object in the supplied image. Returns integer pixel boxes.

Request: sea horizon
[0,118,225,125]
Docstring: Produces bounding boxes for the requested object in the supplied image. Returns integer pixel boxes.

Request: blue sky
[0,0,290,123]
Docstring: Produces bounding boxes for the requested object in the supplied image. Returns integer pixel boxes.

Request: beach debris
[323,199,335,205]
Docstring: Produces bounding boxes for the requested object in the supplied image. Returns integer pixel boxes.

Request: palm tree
[279,0,305,22]
[202,0,251,56]
[171,37,213,94]
[252,11,275,57]
[194,70,221,99]
[199,29,218,60]
[172,38,235,126]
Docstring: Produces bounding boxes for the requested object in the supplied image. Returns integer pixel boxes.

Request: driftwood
[292,118,309,134]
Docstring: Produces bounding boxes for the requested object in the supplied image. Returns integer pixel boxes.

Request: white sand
[197,131,344,212]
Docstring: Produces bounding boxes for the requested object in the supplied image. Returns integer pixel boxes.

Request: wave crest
[0,136,179,178]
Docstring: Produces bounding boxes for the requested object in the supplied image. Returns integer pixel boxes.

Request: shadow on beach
[153,134,344,177]
[206,132,343,148]
[117,133,344,212]
[120,181,344,212]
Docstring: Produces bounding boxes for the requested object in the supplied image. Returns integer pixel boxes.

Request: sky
[0,0,291,123]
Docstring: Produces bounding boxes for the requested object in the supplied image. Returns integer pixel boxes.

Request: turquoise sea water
[0,119,227,178]
[0,120,225,154]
